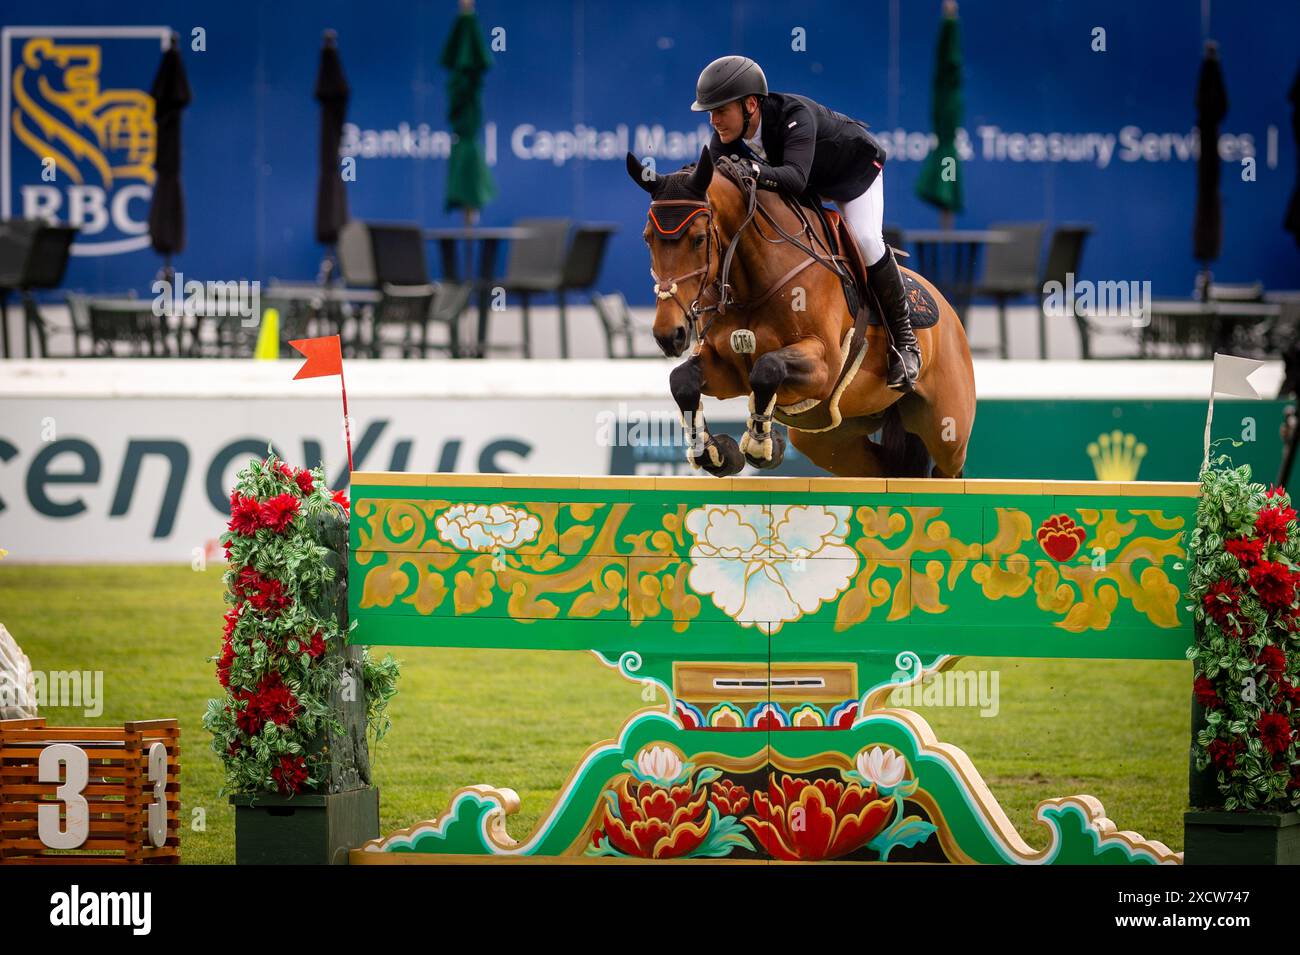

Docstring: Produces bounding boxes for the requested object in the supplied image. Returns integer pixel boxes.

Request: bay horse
[627,148,975,478]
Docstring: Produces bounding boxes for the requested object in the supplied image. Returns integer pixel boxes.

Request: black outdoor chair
[555,224,617,358]
[497,217,571,358]
[64,291,93,356]
[1033,225,1094,357]
[337,220,377,287]
[339,220,437,355]
[369,280,472,358]
[0,220,78,358]
[370,283,436,358]
[590,291,661,358]
[973,221,1045,359]
[83,294,164,357]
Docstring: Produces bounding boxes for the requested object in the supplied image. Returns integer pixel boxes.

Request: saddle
[808,206,939,330]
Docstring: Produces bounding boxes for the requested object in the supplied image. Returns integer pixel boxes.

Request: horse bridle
[648,162,849,354]
[648,199,724,352]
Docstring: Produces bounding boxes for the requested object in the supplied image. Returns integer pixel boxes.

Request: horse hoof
[700,434,746,477]
[744,430,785,470]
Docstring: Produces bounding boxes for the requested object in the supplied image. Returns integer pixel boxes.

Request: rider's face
[709,98,753,144]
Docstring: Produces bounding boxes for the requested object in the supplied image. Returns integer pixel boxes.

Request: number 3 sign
[0,718,180,864]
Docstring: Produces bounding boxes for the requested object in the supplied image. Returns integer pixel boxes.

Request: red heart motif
[1037,515,1087,561]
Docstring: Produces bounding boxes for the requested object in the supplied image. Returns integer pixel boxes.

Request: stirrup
[886,344,921,391]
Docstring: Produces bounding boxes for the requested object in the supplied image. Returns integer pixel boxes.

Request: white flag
[1212,353,1267,398]
[1203,353,1267,471]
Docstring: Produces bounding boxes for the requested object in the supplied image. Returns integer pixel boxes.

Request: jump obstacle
[345,473,1197,863]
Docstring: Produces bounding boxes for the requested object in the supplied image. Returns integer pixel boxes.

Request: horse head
[626,148,721,357]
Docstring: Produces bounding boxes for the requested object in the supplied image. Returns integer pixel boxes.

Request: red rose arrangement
[203,452,398,799]
[1191,459,1300,811]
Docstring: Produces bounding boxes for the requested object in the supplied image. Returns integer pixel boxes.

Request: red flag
[288,334,353,473]
[289,335,343,380]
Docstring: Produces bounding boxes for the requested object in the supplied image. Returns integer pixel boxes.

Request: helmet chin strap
[738,98,755,141]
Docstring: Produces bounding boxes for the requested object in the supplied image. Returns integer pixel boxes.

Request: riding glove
[748,161,781,190]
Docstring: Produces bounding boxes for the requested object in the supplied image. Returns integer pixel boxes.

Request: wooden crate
[0,718,180,864]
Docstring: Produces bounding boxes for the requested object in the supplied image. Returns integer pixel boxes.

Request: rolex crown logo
[1086,430,1147,481]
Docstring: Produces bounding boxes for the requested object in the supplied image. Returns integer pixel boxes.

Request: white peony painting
[684,504,859,631]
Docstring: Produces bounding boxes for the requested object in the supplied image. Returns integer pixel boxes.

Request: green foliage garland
[203,451,399,796]
[1187,452,1300,811]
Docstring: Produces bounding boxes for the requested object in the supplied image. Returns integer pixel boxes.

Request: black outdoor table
[901,229,1012,331]
[81,297,175,356]
[424,226,535,358]
[262,283,382,357]
[1138,299,1282,359]
[86,296,240,357]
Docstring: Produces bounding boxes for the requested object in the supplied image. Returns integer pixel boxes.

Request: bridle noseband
[648,199,722,352]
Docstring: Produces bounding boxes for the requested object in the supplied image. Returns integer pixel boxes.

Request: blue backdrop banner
[3,1,1297,304]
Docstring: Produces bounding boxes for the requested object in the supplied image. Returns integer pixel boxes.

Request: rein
[648,161,854,353]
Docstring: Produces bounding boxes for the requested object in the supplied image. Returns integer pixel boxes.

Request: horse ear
[687,147,713,195]
[626,152,657,194]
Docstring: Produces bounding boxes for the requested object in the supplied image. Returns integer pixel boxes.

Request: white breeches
[835,173,887,267]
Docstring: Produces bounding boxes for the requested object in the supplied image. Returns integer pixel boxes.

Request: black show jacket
[706,90,887,202]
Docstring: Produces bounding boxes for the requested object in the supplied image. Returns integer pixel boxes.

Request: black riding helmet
[691,56,767,139]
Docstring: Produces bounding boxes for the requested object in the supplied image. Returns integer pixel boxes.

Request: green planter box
[1184,809,1300,865]
[231,786,379,865]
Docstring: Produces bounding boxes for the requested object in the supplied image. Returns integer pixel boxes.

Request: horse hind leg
[739,351,787,470]
[896,392,971,479]
[741,343,829,470]
[788,425,889,477]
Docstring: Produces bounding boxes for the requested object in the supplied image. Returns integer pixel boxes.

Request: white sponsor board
[0,360,708,561]
[0,358,1281,562]
[0,394,684,562]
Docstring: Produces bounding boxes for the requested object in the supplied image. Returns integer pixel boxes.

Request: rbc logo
[3,28,168,256]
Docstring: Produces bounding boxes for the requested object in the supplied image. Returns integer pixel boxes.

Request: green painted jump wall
[345,473,1198,864]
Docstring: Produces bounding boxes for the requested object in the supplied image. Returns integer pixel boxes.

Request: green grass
[0,565,1190,862]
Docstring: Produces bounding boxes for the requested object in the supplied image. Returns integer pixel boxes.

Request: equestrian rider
[692,55,921,391]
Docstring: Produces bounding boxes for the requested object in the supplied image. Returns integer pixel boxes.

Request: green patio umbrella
[440,1,497,224]
[914,0,964,227]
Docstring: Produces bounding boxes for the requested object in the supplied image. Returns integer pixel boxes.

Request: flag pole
[1202,390,1215,474]
[340,361,356,475]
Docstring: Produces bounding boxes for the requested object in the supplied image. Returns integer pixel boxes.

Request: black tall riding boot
[867,246,922,391]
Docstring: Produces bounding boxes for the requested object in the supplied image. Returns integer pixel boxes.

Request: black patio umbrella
[1284,65,1300,248]
[147,32,191,282]
[314,30,350,282]
[1192,40,1227,298]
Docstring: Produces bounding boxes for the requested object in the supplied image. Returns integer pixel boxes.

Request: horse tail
[879,402,933,477]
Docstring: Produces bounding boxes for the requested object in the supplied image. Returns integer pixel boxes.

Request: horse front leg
[669,354,745,477]
[741,339,827,470]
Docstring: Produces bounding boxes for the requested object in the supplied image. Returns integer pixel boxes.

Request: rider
[692,55,921,391]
